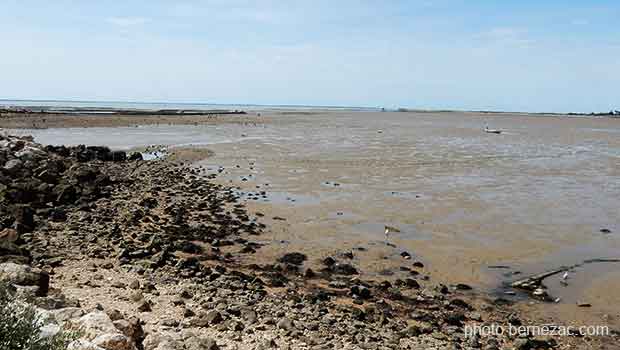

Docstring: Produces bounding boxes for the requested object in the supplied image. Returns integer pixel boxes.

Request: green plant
[0,281,75,350]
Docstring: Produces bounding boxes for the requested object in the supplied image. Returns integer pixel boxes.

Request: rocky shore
[0,133,614,349]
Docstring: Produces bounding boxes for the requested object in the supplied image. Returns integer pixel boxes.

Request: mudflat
[4,109,620,345]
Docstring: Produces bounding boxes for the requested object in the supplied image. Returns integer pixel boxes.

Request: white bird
[384,225,401,241]
[561,271,569,280]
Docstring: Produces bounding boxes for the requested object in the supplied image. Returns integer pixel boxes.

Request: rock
[404,278,420,289]
[455,283,473,291]
[351,285,371,299]
[12,205,35,233]
[0,262,49,296]
[180,289,193,299]
[186,336,219,350]
[205,310,223,324]
[322,256,336,267]
[513,338,556,350]
[330,263,358,275]
[3,159,23,174]
[106,309,124,321]
[241,309,258,325]
[225,319,244,331]
[0,228,18,243]
[128,280,140,290]
[71,312,118,340]
[68,340,106,350]
[92,333,136,350]
[171,297,185,306]
[449,298,471,310]
[277,317,294,331]
[183,308,195,318]
[137,299,152,312]
[52,307,85,324]
[111,281,127,289]
[160,318,179,327]
[278,252,307,266]
[130,291,143,302]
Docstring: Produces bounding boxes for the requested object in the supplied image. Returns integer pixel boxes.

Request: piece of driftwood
[510,267,570,290]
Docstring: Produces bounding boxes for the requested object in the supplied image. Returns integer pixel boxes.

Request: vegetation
[0,282,74,350]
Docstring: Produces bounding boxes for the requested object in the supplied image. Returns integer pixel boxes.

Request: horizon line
[0,97,617,116]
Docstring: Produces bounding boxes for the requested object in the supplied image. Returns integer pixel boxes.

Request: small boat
[484,125,503,134]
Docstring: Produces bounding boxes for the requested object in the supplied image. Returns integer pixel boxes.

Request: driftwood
[510,267,570,291]
[511,258,620,292]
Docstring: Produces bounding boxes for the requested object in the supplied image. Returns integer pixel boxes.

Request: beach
[1,109,619,349]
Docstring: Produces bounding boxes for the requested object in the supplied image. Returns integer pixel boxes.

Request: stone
[137,299,152,312]
[241,308,257,324]
[0,228,18,243]
[3,159,23,174]
[92,333,136,350]
[71,312,118,340]
[330,263,358,275]
[128,280,140,290]
[351,285,371,299]
[455,283,472,291]
[186,336,219,350]
[130,291,143,302]
[52,307,85,324]
[322,256,336,267]
[278,252,307,266]
[68,340,106,350]
[513,338,556,350]
[0,262,49,296]
[277,317,294,331]
[205,310,223,324]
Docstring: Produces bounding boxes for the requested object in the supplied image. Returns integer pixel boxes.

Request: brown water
[18,110,620,327]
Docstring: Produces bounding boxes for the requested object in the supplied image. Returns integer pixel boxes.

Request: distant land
[0,98,618,116]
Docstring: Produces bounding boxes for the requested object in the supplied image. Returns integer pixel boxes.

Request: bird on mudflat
[384,225,401,240]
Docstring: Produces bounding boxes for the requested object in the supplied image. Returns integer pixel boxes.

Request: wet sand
[7,109,620,329]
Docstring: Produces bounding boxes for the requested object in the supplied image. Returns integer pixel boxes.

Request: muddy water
[19,111,620,327]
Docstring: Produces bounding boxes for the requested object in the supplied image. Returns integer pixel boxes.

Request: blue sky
[1,1,618,112]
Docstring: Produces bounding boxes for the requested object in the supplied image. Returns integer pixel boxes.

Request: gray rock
[186,336,219,350]
[277,317,294,331]
[3,159,23,174]
[0,262,49,296]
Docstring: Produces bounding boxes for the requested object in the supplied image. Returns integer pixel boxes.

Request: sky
[1,0,619,113]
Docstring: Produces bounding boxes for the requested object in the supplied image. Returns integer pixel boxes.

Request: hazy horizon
[1,1,619,113]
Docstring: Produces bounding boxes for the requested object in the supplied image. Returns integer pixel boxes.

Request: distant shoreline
[1,98,618,116]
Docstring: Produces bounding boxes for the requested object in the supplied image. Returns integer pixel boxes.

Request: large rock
[0,262,49,296]
[278,252,307,266]
[92,333,136,350]
[142,333,183,350]
[52,307,86,324]
[70,311,118,340]
[3,159,23,175]
[113,317,144,345]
